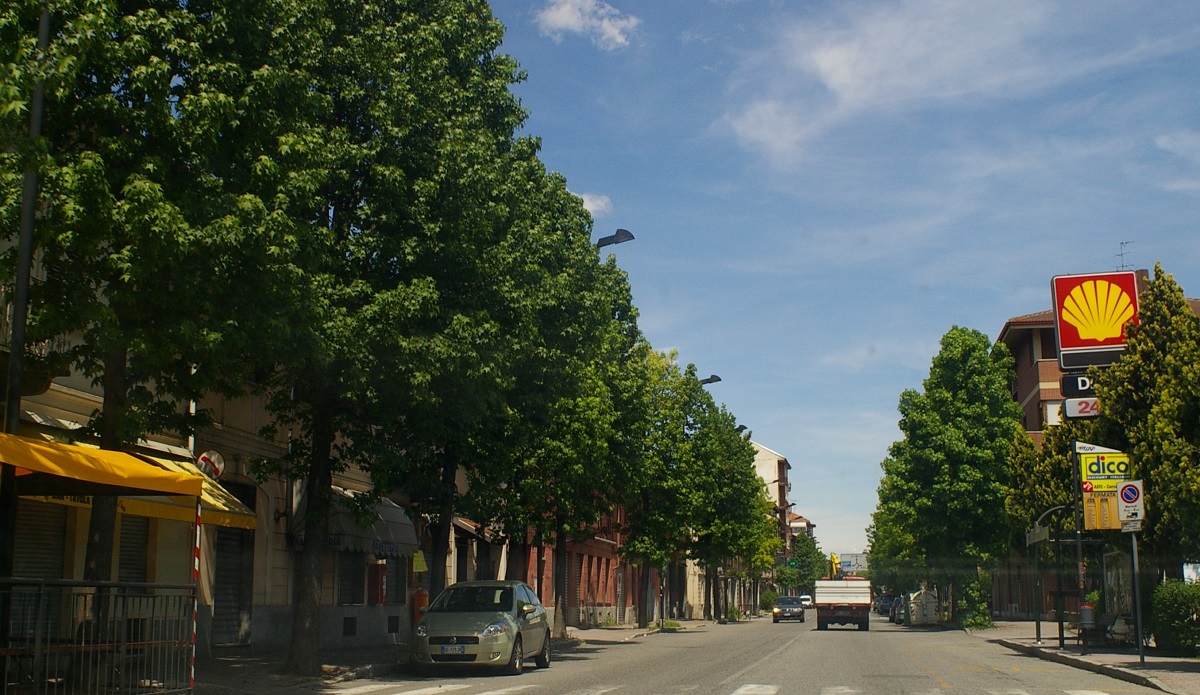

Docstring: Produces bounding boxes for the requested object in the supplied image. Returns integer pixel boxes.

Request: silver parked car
[411,579,551,675]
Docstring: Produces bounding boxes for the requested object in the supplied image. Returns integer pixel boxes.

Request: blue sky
[488,0,1200,555]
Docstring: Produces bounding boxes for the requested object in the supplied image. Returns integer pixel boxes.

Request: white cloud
[723,0,1200,163]
[576,192,612,217]
[1156,131,1200,164]
[535,0,640,50]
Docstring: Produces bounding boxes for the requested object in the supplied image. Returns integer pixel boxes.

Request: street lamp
[595,228,634,248]
[699,375,722,385]
[735,425,747,433]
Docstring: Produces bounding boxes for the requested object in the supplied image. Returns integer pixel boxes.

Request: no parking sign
[1118,480,1144,528]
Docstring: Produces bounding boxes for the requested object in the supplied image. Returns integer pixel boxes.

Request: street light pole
[595,228,634,248]
[699,375,721,385]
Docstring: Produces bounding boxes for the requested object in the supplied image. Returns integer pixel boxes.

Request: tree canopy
[1095,264,1200,569]
[869,326,1022,617]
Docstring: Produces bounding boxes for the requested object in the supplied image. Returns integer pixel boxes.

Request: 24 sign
[1064,397,1100,419]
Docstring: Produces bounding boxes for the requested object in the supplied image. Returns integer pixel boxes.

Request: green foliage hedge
[760,589,779,611]
[1152,580,1200,655]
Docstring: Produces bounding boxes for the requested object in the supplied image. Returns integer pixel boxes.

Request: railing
[0,579,194,695]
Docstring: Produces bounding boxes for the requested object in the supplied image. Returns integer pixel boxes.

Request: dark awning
[294,486,418,558]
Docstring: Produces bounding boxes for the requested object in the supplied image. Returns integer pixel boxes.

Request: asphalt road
[328,615,1163,695]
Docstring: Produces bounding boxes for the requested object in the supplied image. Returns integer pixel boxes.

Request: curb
[995,638,1177,695]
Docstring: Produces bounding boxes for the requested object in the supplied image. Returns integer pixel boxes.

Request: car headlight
[481,621,509,638]
[415,624,427,637]
[772,607,780,613]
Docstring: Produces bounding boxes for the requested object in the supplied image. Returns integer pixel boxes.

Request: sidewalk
[194,622,663,695]
[970,620,1200,695]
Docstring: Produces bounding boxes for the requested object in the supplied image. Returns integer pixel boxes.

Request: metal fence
[0,579,194,695]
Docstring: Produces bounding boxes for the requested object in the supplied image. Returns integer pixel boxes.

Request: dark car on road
[889,595,907,624]
[875,595,895,615]
[772,595,806,623]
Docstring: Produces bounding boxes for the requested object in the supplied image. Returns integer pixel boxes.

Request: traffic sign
[1052,271,1140,369]
[1080,452,1130,492]
[1061,374,1095,398]
[1083,491,1122,530]
[1064,397,1100,419]
[1118,480,1144,522]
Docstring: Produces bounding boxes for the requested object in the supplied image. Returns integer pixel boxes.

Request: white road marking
[334,685,401,695]
[474,686,542,695]
[819,688,862,695]
[730,687,779,695]
[388,686,472,695]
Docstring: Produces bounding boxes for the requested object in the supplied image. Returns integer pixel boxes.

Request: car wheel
[800,615,806,623]
[772,617,779,623]
[859,621,869,631]
[534,630,551,669]
[504,636,524,675]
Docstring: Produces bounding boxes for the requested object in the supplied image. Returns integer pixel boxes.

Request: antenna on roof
[1116,240,1134,270]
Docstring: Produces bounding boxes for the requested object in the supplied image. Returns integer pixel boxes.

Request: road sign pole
[1034,541,1042,645]
[1131,532,1145,665]
[1072,445,1088,653]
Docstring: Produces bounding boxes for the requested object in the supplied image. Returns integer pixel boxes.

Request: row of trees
[1,0,782,672]
[868,265,1200,626]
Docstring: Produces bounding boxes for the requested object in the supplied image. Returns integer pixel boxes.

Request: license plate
[438,645,466,654]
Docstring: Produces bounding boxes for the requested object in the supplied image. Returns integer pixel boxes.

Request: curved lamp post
[699,374,722,385]
[595,228,634,248]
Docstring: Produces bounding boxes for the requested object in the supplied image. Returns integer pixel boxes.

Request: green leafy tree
[1095,264,1200,573]
[870,326,1022,622]
[460,151,650,638]
[619,351,698,625]
[221,0,531,673]
[1,0,306,584]
[687,399,775,620]
[1004,419,1095,537]
[790,533,827,594]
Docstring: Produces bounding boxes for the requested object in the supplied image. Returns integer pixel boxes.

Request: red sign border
[1052,270,1140,369]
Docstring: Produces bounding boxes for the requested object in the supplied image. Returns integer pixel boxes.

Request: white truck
[814,578,872,631]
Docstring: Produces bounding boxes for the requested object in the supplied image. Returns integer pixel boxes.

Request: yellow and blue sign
[1079,452,1130,492]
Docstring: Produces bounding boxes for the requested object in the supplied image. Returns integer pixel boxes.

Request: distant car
[411,579,551,675]
[889,595,907,623]
[875,595,895,615]
[772,595,806,623]
[799,594,814,609]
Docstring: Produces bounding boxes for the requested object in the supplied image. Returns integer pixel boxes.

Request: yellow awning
[124,455,257,529]
[1,432,204,497]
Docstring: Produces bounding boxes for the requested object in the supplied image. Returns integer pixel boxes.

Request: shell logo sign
[1052,271,1140,369]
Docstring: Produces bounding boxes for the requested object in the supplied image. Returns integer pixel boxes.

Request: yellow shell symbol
[1060,279,1134,341]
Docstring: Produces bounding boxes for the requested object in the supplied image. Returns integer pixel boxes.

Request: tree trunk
[552,517,569,638]
[83,347,128,585]
[536,540,545,597]
[428,451,458,597]
[700,568,710,624]
[636,563,651,628]
[506,535,529,581]
[284,398,336,676]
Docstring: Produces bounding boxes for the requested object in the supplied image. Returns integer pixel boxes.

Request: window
[1045,400,1063,427]
[118,515,150,584]
[386,556,407,604]
[337,553,366,605]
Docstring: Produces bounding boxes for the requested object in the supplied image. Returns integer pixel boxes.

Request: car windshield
[776,596,803,606]
[427,586,513,613]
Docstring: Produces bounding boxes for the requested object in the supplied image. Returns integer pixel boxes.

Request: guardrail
[0,579,194,695]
